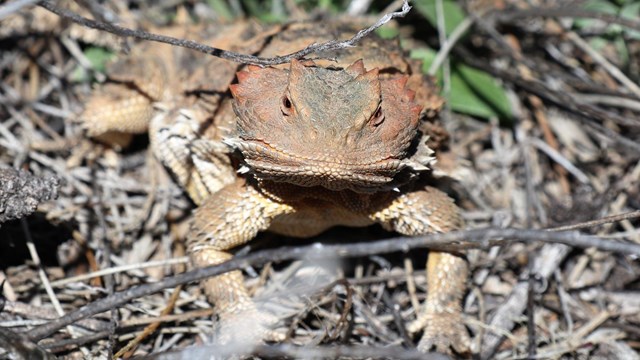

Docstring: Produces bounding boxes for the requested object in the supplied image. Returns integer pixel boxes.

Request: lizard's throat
[224,137,410,192]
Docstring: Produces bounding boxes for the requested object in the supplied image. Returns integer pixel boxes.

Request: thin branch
[0,327,56,360]
[37,0,411,66]
[428,17,474,76]
[0,0,39,21]
[548,210,640,232]
[21,218,89,355]
[494,7,640,33]
[113,285,183,358]
[49,257,189,288]
[573,93,640,112]
[530,138,591,184]
[40,309,215,352]
[566,31,640,98]
[21,220,65,318]
[26,227,640,341]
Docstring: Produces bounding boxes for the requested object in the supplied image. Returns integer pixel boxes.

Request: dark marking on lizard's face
[227,59,423,192]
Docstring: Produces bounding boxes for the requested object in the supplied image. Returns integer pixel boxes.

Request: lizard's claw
[213,304,286,347]
[407,310,471,356]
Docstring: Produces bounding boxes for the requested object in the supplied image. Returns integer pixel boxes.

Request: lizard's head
[227,59,430,192]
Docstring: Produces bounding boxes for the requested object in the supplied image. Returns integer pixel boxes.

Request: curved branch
[26,227,640,341]
[38,0,411,66]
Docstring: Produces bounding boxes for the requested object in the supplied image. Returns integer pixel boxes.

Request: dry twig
[26,227,640,342]
[38,0,411,66]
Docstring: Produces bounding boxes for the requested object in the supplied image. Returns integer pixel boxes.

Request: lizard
[80,17,471,355]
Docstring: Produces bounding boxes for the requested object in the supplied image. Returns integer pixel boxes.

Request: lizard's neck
[252,178,398,213]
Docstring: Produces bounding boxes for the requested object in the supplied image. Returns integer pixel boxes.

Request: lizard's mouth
[224,137,407,192]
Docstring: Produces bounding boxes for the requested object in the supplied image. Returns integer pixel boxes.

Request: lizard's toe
[214,305,286,346]
[409,312,471,356]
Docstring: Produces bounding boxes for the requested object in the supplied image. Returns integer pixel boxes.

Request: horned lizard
[81,18,471,355]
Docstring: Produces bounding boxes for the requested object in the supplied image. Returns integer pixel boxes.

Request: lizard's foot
[407,309,471,356]
[213,303,286,347]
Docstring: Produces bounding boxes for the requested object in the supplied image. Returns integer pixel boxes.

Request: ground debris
[0,168,59,225]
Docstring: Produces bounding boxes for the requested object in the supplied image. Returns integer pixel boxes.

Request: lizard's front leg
[371,186,471,355]
[188,179,293,344]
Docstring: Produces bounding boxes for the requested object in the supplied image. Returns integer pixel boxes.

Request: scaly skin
[81,19,469,355]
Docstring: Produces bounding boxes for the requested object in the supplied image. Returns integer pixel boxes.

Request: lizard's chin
[224,137,410,192]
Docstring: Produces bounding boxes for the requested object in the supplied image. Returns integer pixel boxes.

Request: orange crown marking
[229,83,241,98]
[236,70,252,83]
[391,75,409,90]
[346,59,366,75]
[405,89,416,101]
[411,104,423,117]
[355,68,379,82]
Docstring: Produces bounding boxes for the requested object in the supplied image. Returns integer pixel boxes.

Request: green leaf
[243,0,287,22]
[583,0,620,13]
[410,48,513,121]
[206,0,234,20]
[71,46,115,82]
[621,2,640,39]
[574,0,619,30]
[412,0,467,36]
[84,47,115,73]
[450,64,513,120]
[375,26,399,39]
[410,48,437,73]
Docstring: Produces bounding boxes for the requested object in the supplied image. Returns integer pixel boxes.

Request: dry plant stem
[26,227,640,342]
[22,220,64,317]
[382,290,413,346]
[40,309,215,353]
[21,220,92,358]
[518,123,538,358]
[433,0,453,125]
[114,285,183,359]
[566,31,640,98]
[495,7,640,33]
[428,16,475,76]
[49,257,189,288]
[115,242,188,358]
[528,94,570,193]
[0,0,39,20]
[38,0,411,66]
[463,14,640,127]
[21,219,86,347]
[530,138,590,184]
[479,214,640,357]
[575,94,640,112]
[480,243,571,358]
[328,279,354,340]
[91,197,118,357]
[0,327,56,360]
[549,210,640,232]
[457,49,640,153]
[497,24,567,194]
[535,310,611,356]
[121,309,214,328]
[554,269,574,331]
[0,271,16,303]
[404,257,420,311]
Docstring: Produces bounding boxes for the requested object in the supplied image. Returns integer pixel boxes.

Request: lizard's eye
[370,106,384,126]
[281,95,293,116]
